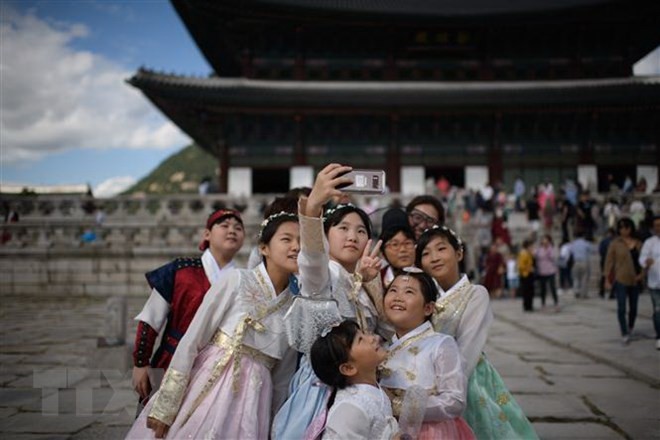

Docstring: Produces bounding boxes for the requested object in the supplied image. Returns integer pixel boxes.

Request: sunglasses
[385,239,415,251]
[408,209,438,226]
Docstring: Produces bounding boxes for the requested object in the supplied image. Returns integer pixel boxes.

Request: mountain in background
[123,144,218,195]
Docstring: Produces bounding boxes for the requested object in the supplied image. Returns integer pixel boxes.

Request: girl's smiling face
[420,235,462,291]
[327,212,369,272]
[259,221,300,276]
[347,330,386,372]
[384,275,434,337]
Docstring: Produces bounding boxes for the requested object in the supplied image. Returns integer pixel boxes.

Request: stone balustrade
[1,192,657,298]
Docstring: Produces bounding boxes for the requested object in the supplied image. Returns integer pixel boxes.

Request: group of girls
[126,163,537,439]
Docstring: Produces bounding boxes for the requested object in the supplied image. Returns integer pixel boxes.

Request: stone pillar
[97,296,127,347]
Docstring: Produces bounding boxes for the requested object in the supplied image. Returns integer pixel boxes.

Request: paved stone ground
[0,292,658,439]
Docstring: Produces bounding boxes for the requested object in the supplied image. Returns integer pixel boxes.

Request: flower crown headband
[322,203,357,222]
[422,224,463,247]
[258,211,298,240]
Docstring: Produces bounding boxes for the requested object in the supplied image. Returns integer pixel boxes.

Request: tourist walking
[535,234,559,310]
[518,239,536,312]
[639,215,660,350]
[570,232,597,299]
[605,218,643,345]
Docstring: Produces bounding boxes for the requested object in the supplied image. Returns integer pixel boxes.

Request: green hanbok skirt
[464,354,539,440]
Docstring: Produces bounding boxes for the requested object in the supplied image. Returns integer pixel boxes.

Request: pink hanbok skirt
[126,342,273,439]
[418,417,476,440]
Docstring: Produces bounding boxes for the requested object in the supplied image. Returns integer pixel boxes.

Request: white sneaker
[622,336,630,345]
[656,339,660,350]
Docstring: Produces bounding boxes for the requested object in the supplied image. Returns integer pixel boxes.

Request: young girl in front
[380,269,475,439]
[273,163,386,439]
[125,211,300,439]
[310,320,398,440]
[416,225,538,439]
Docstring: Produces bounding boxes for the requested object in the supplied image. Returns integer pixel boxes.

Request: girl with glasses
[405,195,445,240]
[379,208,416,287]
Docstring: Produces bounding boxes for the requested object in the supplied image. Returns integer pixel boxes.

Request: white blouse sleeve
[323,402,371,440]
[134,288,170,333]
[148,271,241,425]
[425,336,467,421]
[457,286,493,376]
[298,213,331,297]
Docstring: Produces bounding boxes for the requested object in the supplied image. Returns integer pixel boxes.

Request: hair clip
[402,266,424,274]
[421,224,463,246]
[258,211,297,239]
[322,203,356,222]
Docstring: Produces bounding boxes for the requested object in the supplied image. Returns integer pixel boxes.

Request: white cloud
[93,175,136,198]
[0,6,189,164]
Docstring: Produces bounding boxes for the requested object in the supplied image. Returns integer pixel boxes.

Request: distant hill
[123,144,218,195]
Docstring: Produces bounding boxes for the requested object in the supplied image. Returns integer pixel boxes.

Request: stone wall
[2,192,656,297]
[0,193,396,297]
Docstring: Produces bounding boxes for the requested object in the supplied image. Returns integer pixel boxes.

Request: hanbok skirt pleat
[272,355,330,440]
[126,343,273,440]
[464,355,538,440]
[419,417,475,440]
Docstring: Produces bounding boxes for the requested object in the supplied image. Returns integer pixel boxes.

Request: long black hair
[310,320,360,390]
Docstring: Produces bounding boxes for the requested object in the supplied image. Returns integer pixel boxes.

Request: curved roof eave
[127,70,660,109]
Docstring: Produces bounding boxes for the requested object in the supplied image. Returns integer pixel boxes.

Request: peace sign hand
[358,239,383,282]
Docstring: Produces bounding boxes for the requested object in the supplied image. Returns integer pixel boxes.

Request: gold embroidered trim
[348,272,369,332]
[379,326,434,379]
[431,281,474,335]
[148,368,188,426]
[211,330,277,370]
[180,268,290,427]
[382,385,438,417]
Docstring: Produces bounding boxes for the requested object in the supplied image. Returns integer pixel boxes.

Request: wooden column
[489,112,503,185]
[387,114,401,192]
[293,114,306,165]
[217,140,229,194]
[580,111,596,164]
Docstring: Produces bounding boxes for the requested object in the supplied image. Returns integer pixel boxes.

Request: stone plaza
[1,291,658,440]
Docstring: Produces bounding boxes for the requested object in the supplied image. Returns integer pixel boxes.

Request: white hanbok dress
[126,263,297,440]
[322,383,398,440]
[380,321,475,439]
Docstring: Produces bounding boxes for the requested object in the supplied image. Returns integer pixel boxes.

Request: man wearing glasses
[405,195,445,239]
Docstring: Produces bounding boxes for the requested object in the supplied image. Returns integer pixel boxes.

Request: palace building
[129,0,660,195]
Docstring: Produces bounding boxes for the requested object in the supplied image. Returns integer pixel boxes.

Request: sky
[1,1,659,197]
[0,0,207,196]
